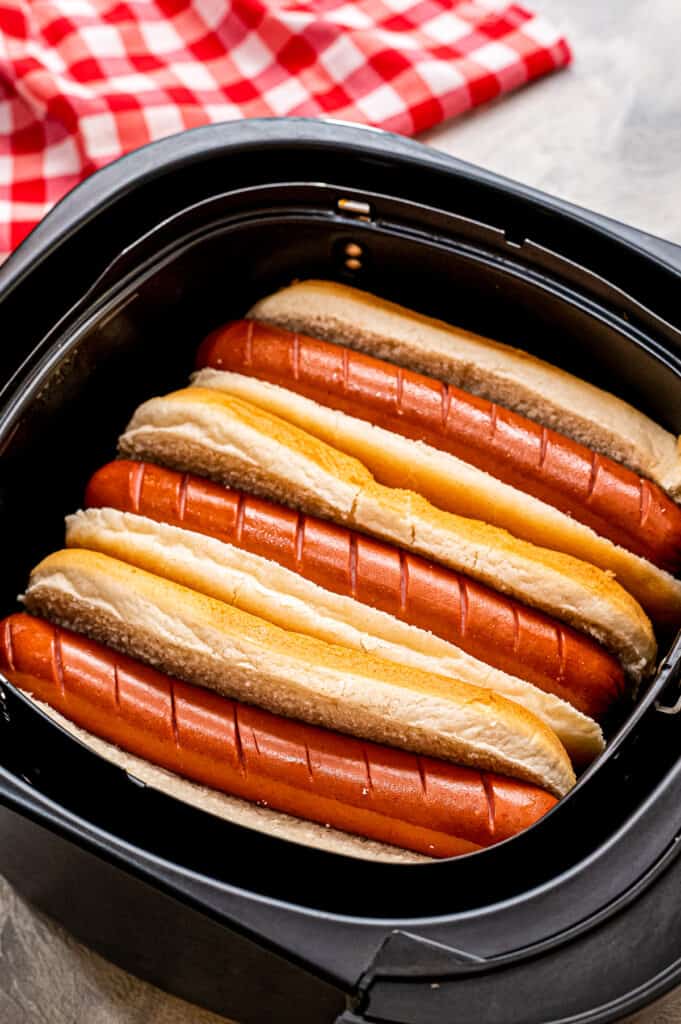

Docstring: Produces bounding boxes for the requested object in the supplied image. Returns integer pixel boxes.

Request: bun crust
[193,368,681,628]
[66,507,605,764]
[23,548,575,796]
[119,388,656,680]
[249,280,681,499]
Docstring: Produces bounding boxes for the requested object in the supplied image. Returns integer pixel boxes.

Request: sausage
[195,321,681,574]
[86,461,626,719]
[0,613,558,857]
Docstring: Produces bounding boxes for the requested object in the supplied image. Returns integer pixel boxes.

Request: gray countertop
[3,1,681,1021]
[425,0,681,244]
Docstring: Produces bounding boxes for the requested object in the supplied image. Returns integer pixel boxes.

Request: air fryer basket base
[2,120,681,1023]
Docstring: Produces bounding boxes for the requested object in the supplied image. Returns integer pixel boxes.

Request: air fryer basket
[1,120,681,1024]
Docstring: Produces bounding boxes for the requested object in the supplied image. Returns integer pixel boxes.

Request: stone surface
[2,1,681,1020]
[0,875,226,1024]
[425,0,681,243]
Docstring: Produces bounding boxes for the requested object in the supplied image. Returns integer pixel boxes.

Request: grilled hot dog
[0,613,557,858]
[86,460,625,719]
[196,320,681,574]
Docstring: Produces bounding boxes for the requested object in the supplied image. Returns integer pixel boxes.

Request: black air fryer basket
[1,119,681,1024]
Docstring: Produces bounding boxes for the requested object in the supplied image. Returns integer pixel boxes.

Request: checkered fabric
[0,1,570,262]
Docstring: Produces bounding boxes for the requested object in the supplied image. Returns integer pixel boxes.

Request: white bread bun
[249,280,681,499]
[193,367,681,629]
[33,700,425,863]
[118,388,656,680]
[66,507,605,764]
[23,548,575,796]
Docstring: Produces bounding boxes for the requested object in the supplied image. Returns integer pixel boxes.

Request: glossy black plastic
[1,119,681,1023]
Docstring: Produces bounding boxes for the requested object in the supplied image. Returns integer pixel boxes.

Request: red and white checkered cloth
[0,1,570,263]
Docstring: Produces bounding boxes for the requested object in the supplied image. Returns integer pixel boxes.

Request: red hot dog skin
[0,613,558,858]
[86,461,625,720]
[195,320,681,574]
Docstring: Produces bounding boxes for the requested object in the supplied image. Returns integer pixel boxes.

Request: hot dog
[196,320,681,573]
[83,460,624,722]
[0,613,557,859]
[22,548,576,798]
[66,503,605,763]
[186,281,681,629]
[119,387,656,682]
[250,280,681,500]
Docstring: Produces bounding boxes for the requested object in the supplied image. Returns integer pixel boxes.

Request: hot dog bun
[192,343,681,628]
[118,388,656,680]
[250,280,681,500]
[23,548,575,796]
[66,506,605,763]
[2,614,555,861]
